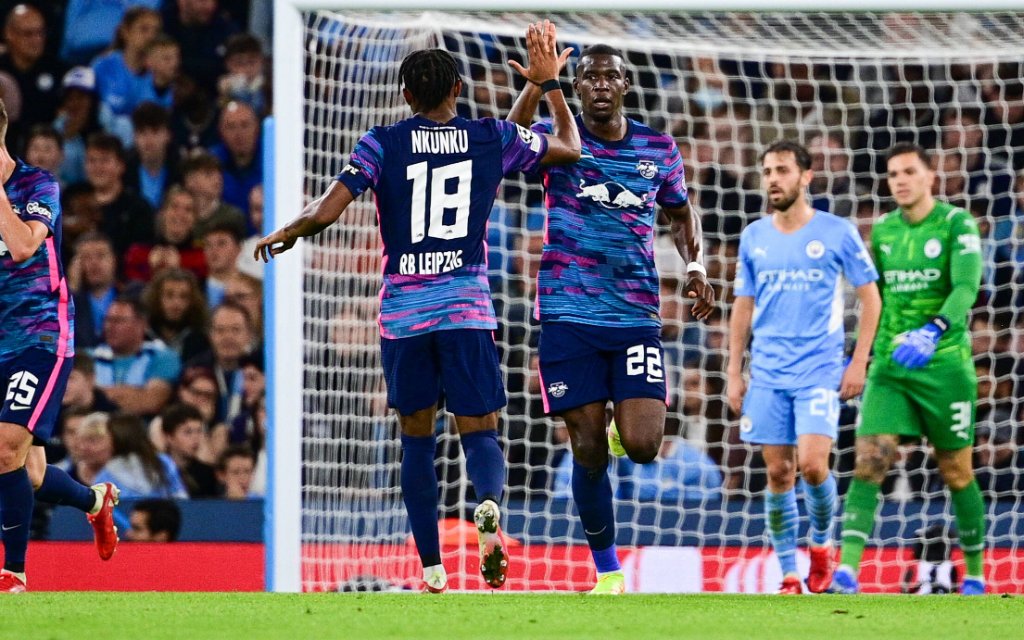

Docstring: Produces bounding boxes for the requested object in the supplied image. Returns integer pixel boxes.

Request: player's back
[337,115,546,339]
[0,160,74,357]
[735,211,877,388]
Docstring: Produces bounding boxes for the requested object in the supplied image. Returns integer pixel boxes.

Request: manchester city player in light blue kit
[727,141,881,595]
[257,22,580,592]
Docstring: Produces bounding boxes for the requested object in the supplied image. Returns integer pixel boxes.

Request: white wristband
[686,262,707,277]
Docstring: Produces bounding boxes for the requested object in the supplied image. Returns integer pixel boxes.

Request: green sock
[951,480,986,579]
[838,479,881,572]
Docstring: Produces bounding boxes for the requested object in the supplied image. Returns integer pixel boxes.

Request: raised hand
[509,20,573,86]
[254,228,298,262]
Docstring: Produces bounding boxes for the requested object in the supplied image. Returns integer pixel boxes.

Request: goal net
[278,7,1024,592]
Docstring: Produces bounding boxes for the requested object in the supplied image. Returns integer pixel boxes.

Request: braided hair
[398,49,461,112]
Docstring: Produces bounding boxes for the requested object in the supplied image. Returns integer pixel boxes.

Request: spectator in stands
[981,61,1024,170]
[90,296,182,417]
[224,272,262,340]
[160,403,217,498]
[143,34,179,111]
[808,132,858,218]
[70,232,119,349]
[939,107,1014,219]
[176,366,219,428]
[220,351,264,454]
[82,132,155,258]
[181,150,245,237]
[95,412,187,498]
[469,66,513,120]
[210,100,262,224]
[216,444,256,499]
[60,410,114,487]
[125,103,180,209]
[60,182,102,256]
[753,61,860,149]
[615,429,723,503]
[161,0,239,95]
[974,356,1017,495]
[217,33,266,115]
[47,406,88,468]
[237,184,263,280]
[60,0,162,66]
[53,66,100,186]
[23,123,62,176]
[201,218,244,307]
[126,498,181,542]
[61,352,120,416]
[186,302,253,426]
[0,4,64,144]
[92,6,162,146]
[143,268,211,364]
[124,186,207,284]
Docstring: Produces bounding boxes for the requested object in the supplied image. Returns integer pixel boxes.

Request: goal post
[270,1,1024,593]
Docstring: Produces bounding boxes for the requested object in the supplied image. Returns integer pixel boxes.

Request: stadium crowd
[4,4,1022,536]
[0,1,272,539]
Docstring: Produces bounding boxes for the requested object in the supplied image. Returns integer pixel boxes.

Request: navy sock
[400,434,441,568]
[0,467,33,573]
[35,465,97,513]
[459,430,505,505]
[571,460,620,572]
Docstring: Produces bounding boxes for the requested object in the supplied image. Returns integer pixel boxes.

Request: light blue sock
[802,474,838,546]
[765,489,799,576]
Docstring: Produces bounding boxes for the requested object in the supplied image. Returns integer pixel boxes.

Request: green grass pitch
[5,593,1020,639]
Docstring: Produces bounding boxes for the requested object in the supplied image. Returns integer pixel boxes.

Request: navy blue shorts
[380,329,506,416]
[538,322,667,414]
[0,348,73,442]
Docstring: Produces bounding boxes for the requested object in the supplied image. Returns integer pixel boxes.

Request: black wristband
[539,78,561,94]
[929,315,951,333]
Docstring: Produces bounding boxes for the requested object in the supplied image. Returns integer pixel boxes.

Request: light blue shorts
[739,385,839,446]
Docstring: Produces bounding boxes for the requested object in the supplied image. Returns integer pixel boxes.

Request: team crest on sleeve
[547,381,568,398]
[924,238,942,258]
[515,124,542,152]
[805,240,825,259]
[636,160,658,179]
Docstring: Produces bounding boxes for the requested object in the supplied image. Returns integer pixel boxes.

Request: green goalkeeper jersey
[870,200,983,366]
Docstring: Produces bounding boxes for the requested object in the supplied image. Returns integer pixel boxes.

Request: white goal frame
[268,0,1021,593]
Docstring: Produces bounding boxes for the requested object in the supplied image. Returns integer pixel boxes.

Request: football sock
[0,467,34,574]
[35,465,98,513]
[765,489,799,576]
[459,430,504,505]
[400,434,441,568]
[838,478,881,572]
[803,474,837,546]
[571,460,620,573]
[951,480,986,579]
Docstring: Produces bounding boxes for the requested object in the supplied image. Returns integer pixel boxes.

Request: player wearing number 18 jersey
[727,141,881,595]
[256,26,581,592]
[832,143,987,595]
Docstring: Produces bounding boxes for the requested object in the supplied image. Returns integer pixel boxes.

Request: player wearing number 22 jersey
[256,41,581,593]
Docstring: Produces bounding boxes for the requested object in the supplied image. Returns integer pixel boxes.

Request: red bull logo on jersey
[576,179,649,209]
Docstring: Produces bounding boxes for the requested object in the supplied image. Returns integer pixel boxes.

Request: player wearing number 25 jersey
[256,34,580,594]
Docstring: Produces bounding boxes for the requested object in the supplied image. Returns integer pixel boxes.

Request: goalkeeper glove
[892,316,949,369]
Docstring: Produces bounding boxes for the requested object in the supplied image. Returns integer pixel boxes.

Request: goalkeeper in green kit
[830,143,986,595]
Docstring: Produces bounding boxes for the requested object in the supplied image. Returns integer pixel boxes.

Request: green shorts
[858,359,976,451]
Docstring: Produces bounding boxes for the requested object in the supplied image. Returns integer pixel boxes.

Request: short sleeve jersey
[0,160,74,357]
[735,211,878,389]
[531,116,688,327]
[336,115,547,339]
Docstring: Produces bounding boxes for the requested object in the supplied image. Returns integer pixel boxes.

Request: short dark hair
[85,132,126,162]
[887,142,930,167]
[201,217,245,243]
[110,294,146,320]
[225,33,262,59]
[160,403,204,436]
[131,102,170,131]
[181,151,221,176]
[72,351,95,376]
[761,140,812,171]
[145,33,179,55]
[398,49,461,112]
[73,231,114,253]
[217,444,256,472]
[132,499,182,542]
[576,44,626,74]
[26,124,62,148]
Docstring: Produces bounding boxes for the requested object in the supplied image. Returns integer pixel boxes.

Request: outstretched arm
[662,202,714,320]
[507,21,578,165]
[254,180,354,262]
